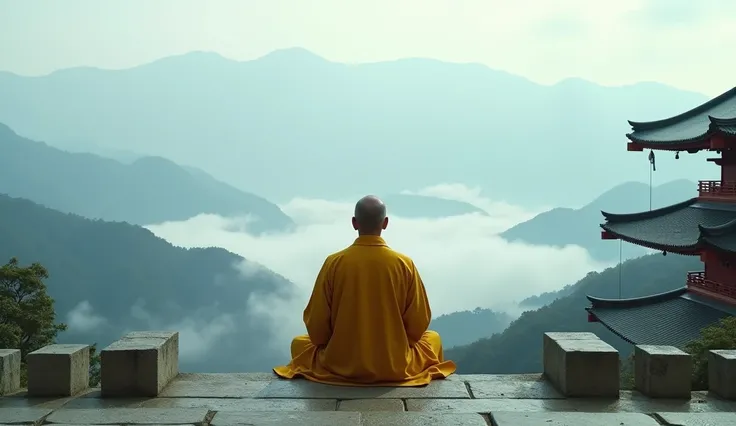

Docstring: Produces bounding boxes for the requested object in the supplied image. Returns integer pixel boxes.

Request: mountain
[0,123,293,233]
[383,194,487,218]
[0,49,713,209]
[430,308,513,349]
[500,180,695,262]
[446,253,702,373]
[0,193,296,371]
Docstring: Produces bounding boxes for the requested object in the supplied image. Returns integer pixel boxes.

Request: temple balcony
[686,271,736,300]
[698,180,736,200]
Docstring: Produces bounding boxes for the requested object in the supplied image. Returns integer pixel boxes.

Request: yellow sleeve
[302,257,333,346]
[402,260,432,344]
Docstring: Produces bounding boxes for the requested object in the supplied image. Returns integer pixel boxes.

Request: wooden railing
[698,180,736,197]
[686,271,736,299]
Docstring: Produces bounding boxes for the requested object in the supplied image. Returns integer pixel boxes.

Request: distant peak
[256,48,329,64]
[0,122,16,136]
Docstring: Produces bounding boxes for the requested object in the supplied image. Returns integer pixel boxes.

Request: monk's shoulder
[385,247,416,270]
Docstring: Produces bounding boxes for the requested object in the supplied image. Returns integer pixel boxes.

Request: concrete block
[708,349,736,400]
[0,349,21,395]
[27,344,89,397]
[100,331,179,397]
[543,332,619,397]
[634,345,692,398]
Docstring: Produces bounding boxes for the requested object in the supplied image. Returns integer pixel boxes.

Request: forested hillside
[0,194,296,372]
[447,253,702,373]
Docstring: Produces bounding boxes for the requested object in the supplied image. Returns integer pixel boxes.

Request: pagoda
[586,87,736,349]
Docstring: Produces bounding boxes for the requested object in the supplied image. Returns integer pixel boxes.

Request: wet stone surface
[255,378,470,399]
[158,373,269,398]
[45,407,209,424]
[1,374,736,424]
[0,407,52,424]
[468,374,565,399]
[655,411,736,425]
[210,411,360,426]
[491,412,661,425]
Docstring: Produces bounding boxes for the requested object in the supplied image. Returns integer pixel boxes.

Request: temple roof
[587,288,734,349]
[601,198,736,254]
[627,87,736,146]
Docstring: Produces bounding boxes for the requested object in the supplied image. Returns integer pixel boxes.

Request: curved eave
[587,287,687,308]
[698,218,736,236]
[585,308,637,346]
[627,87,736,131]
[600,224,700,254]
[626,133,710,148]
[601,198,697,222]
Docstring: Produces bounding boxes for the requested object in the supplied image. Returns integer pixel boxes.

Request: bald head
[353,195,388,234]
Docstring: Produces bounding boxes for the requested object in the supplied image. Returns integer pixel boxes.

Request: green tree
[685,317,736,390]
[0,257,100,387]
[0,257,67,355]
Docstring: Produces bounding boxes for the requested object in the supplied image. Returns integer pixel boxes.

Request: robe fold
[273,235,456,386]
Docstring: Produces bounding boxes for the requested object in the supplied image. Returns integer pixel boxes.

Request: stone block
[27,344,89,397]
[708,349,736,400]
[543,332,619,397]
[634,345,692,398]
[100,331,179,397]
[0,349,21,395]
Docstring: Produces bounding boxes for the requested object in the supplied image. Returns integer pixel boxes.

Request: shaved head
[353,195,388,234]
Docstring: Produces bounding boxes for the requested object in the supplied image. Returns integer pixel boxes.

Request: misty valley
[0,49,723,376]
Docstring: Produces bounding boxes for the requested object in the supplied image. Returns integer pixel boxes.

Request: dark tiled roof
[601,199,736,254]
[627,87,736,145]
[587,288,734,349]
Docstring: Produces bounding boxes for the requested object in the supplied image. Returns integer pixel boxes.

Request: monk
[274,195,456,386]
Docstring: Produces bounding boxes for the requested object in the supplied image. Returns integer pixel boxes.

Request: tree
[685,317,736,390]
[0,257,67,355]
[0,257,100,387]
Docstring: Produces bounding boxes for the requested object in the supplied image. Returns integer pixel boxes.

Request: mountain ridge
[0,123,294,233]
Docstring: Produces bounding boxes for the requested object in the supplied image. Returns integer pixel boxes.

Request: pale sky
[0,0,733,96]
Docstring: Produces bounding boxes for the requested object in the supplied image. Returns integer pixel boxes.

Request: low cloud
[147,184,611,358]
[66,300,107,333]
[128,299,237,363]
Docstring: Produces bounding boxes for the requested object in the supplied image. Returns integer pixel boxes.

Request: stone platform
[2,373,736,425]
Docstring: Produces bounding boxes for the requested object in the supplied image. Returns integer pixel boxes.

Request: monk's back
[320,242,414,382]
[273,195,456,386]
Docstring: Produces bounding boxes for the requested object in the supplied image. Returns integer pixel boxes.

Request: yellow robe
[273,235,456,386]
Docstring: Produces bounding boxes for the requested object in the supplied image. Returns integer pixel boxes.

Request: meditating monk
[273,195,456,386]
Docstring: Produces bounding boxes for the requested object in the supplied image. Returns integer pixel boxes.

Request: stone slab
[143,397,337,411]
[158,373,269,397]
[544,334,619,397]
[337,398,404,411]
[492,411,661,425]
[0,393,74,409]
[0,350,20,396]
[468,374,564,399]
[406,391,732,413]
[211,411,360,426]
[635,345,692,399]
[0,407,52,424]
[655,412,736,425]
[101,331,179,397]
[27,344,90,397]
[45,408,208,424]
[362,412,488,425]
[708,349,736,400]
[254,379,469,399]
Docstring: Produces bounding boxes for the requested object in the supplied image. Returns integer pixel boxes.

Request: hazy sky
[1,0,733,96]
